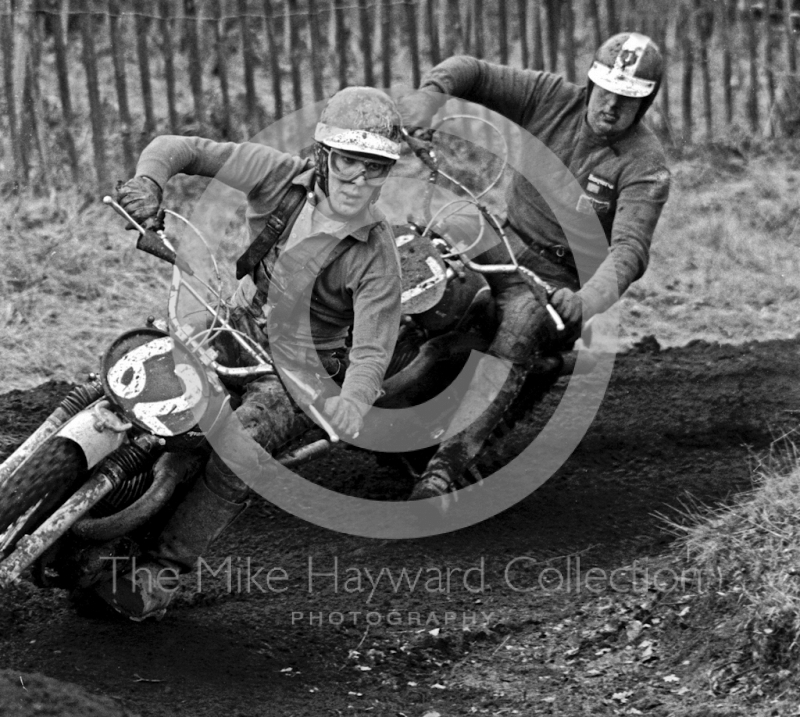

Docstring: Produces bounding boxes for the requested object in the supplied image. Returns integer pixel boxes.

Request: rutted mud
[1,337,799,716]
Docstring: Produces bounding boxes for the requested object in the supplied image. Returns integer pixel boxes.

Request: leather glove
[550,287,583,334]
[398,89,444,139]
[323,396,365,438]
[115,175,164,230]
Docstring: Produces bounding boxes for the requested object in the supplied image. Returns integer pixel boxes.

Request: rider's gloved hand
[323,396,365,438]
[398,89,445,140]
[115,175,164,230]
[550,288,584,334]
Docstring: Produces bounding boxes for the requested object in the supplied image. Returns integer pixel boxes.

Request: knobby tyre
[0,436,87,558]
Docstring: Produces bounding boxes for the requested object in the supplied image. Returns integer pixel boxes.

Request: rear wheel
[0,436,87,559]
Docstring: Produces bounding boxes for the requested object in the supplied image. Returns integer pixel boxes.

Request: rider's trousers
[153,350,346,572]
[421,219,580,486]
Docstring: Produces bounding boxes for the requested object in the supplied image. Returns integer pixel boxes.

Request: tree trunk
[80,12,108,193]
[184,0,206,130]
[655,15,675,147]
[380,0,392,87]
[108,1,136,176]
[405,0,421,87]
[159,0,179,134]
[263,0,284,119]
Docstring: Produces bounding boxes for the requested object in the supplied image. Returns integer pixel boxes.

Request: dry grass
[620,150,800,348]
[667,435,800,668]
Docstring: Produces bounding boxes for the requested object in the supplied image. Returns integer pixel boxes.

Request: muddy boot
[94,465,249,622]
[409,357,529,513]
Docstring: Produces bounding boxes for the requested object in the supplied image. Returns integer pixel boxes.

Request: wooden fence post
[426,0,441,66]
[308,0,325,100]
[605,0,618,35]
[80,11,109,192]
[405,0,421,87]
[498,0,508,64]
[27,16,51,193]
[184,0,206,131]
[517,0,529,67]
[786,0,798,74]
[586,0,603,49]
[544,0,561,72]
[530,0,545,70]
[263,0,284,119]
[471,0,484,59]
[744,0,760,133]
[135,13,156,146]
[380,0,392,87]
[239,0,261,134]
[331,0,349,89]
[53,0,79,182]
[678,1,693,144]
[694,0,713,140]
[563,0,576,82]
[764,0,777,135]
[108,1,136,176]
[441,0,462,58]
[359,0,375,85]
[159,0,179,134]
[719,0,734,126]
[212,1,233,138]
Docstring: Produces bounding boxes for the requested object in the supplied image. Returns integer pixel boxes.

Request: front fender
[56,406,128,469]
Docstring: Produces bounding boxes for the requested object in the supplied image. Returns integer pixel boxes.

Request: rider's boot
[94,458,249,622]
[409,356,529,513]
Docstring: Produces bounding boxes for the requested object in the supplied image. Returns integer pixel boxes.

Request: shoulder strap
[235,183,308,280]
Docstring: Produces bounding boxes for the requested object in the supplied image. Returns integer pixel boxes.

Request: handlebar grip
[136,229,194,276]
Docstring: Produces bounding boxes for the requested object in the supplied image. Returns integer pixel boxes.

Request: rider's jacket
[136,136,401,409]
[420,56,671,319]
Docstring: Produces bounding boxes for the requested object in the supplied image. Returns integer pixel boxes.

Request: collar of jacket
[289,165,387,243]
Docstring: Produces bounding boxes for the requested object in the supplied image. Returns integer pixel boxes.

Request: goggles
[326,148,394,186]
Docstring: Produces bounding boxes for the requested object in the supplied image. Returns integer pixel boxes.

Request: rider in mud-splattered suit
[400,33,671,508]
[96,88,403,620]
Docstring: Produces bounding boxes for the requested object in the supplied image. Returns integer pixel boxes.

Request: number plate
[102,328,210,437]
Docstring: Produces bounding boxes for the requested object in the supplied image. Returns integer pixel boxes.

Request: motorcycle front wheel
[0,436,87,559]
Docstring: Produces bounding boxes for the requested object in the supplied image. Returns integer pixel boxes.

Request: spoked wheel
[0,436,87,559]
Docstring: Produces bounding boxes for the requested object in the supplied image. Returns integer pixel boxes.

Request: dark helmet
[586,33,663,124]
[313,87,402,194]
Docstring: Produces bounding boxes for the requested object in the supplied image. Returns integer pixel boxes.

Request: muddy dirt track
[1,336,800,716]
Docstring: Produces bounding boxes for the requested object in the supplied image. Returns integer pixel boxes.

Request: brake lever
[401,128,439,172]
[102,196,194,276]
